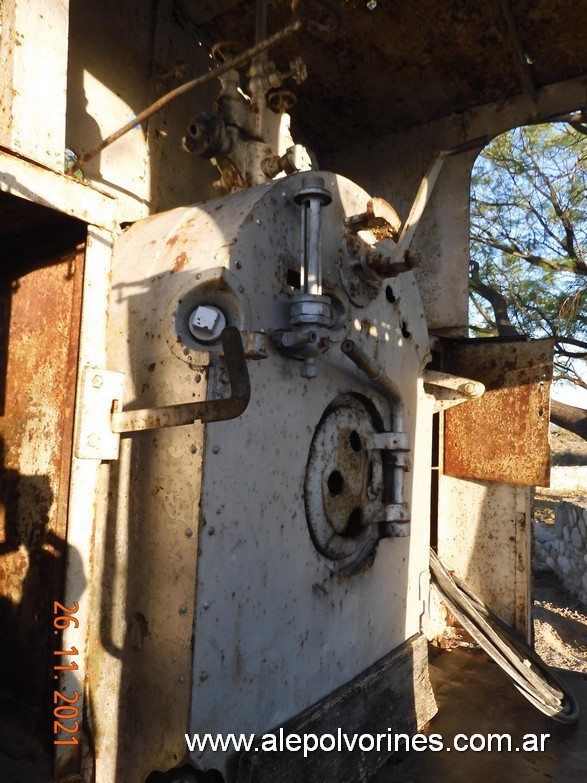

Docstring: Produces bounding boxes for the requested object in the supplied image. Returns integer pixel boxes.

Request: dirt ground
[549,423,587,466]
[532,423,587,672]
[533,419,587,674]
[533,569,587,672]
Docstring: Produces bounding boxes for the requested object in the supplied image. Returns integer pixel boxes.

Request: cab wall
[326,81,587,636]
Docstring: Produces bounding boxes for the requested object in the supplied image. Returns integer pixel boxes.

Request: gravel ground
[533,568,587,672]
[532,447,587,675]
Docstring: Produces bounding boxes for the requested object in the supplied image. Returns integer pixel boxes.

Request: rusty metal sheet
[0,243,84,747]
[443,338,554,486]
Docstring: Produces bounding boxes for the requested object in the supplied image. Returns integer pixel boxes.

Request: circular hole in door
[342,507,364,538]
[349,431,362,452]
[327,470,344,496]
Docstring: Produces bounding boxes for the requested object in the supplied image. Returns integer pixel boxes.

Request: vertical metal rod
[308,198,323,295]
[256,0,268,45]
[300,202,307,291]
[250,0,270,138]
[293,173,332,299]
[393,471,404,506]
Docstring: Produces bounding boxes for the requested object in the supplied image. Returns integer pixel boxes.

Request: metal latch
[75,327,251,461]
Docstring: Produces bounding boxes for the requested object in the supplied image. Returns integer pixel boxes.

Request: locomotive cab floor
[373,645,587,782]
[2,649,587,781]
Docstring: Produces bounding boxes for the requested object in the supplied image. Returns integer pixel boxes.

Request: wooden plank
[236,634,436,783]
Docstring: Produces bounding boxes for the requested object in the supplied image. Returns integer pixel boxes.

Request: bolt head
[188,305,226,343]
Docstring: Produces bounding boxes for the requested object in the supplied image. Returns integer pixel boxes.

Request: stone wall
[535,500,587,606]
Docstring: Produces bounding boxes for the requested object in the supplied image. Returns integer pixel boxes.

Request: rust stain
[171,250,189,273]
[443,339,554,486]
[367,248,418,278]
[344,198,401,242]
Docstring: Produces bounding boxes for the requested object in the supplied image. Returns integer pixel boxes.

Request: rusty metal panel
[0,245,84,740]
[443,339,554,486]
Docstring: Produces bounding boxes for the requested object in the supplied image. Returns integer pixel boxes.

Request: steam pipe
[72,0,341,172]
[341,339,403,432]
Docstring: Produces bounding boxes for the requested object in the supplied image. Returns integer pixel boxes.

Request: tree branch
[470,232,584,274]
[550,399,587,441]
[469,262,520,337]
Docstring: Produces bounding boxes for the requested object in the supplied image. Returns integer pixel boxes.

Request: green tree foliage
[469,123,587,392]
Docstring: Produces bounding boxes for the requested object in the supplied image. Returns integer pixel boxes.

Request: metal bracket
[423,369,485,412]
[373,136,490,272]
[76,327,251,461]
[364,431,410,452]
[340,340,411,537]
[75,368,125,460]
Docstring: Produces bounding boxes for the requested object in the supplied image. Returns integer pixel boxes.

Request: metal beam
[496,0,539,102]
[0,148,118,232]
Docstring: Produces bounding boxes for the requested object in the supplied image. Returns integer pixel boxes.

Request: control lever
[111,326,251,433]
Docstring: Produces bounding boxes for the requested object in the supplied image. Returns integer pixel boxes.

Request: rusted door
[0,218,84,750]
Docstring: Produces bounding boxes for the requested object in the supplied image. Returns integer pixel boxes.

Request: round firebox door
[304,393,408,574]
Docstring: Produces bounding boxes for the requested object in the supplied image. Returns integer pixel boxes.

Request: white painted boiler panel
[101,172,433,780]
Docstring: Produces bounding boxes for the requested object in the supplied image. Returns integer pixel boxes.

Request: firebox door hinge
[422,369,485,412]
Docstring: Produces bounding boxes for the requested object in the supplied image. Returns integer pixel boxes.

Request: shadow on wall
[0,435,86,745]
